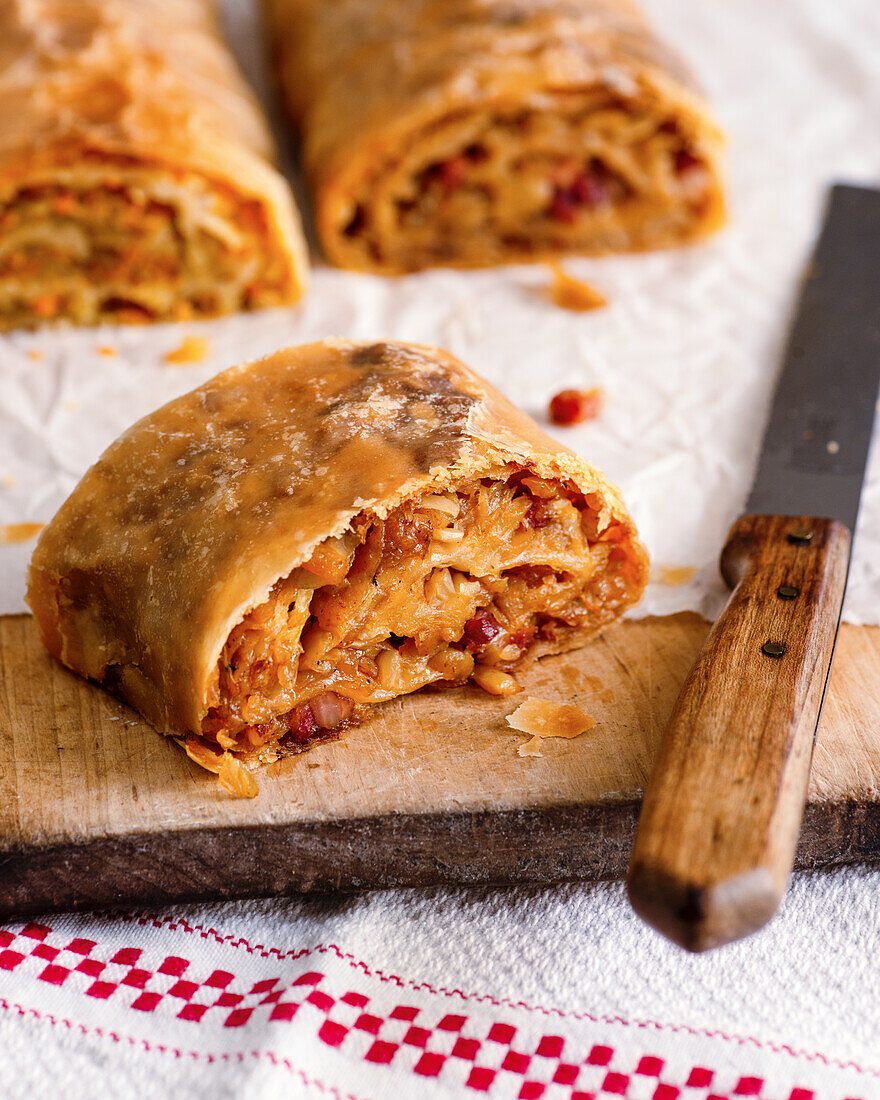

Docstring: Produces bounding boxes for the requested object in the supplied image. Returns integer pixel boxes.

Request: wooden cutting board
[1,611,878,919]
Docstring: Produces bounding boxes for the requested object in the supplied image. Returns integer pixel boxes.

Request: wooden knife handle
[626,514,851,952]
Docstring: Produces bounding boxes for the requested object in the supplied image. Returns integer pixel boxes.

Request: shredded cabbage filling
[191,471,638,768]
[0,170,290,328]
[338,95,714,268]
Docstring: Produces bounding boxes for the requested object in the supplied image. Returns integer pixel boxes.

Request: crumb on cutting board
[27,349,43,361]
[506,696,595,757]
[97,345,117,357]
[165,335,210,365]
[218,754,259,799]
[184,733,259,798]
[1,474,17,489]
[547,263,608,312]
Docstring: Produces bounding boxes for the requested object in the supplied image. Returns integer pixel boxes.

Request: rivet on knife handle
[626,513,850,952]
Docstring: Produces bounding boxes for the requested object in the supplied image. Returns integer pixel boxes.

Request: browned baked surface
[266,0,725,273]
[27,339,647,789]
[0,0,308,329]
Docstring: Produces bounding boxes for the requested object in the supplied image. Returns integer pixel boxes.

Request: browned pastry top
[271,0,702,176]
[0,0,274,186]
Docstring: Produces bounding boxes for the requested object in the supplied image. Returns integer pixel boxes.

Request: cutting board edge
[0,803,640,919]
[2,798,879,921]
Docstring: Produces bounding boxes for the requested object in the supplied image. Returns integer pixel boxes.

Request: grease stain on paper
[0,523,44,544]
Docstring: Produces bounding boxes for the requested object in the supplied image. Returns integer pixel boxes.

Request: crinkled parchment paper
[0,0,878,623]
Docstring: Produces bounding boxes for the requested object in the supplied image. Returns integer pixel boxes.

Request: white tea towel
[1,870,878,1099]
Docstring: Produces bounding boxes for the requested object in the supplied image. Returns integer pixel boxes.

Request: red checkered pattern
[0,921,853,1100]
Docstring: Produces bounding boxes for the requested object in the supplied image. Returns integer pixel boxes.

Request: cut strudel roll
[27,339,648,794]
[0,0,308,330]
[265,0,725,273]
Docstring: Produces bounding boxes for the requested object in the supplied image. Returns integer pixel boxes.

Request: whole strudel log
[27,339,648,795]
[265,0,725,273]
[0,0,308,330]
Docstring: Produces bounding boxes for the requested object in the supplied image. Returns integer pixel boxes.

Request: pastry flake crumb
[184,735,259,797]
[506,696,595,757]
[27,349,43,362]
[97,345,117,357]
[0,522,44,544]
[165,335,210,365]
[1,474,17,489]
[218,754,259,798]
[547,263,608,312]
[548,387,604,426]
[184,734,223,773]
[655,564,696,587]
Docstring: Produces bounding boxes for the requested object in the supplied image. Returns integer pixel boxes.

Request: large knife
[626,184,880,952]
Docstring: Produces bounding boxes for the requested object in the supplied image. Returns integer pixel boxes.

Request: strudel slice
[27,339,648,793]
[265,0,725,273]
[0,0,307,330]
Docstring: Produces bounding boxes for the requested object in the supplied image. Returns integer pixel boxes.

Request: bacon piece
[424,156,469,192]
[310,692,353,728]
[571,172,609,207]
[461,609,501,650]
[439,156,467,189]
[674,149,701,172]
[548,388,603,426]
[549,186,577,223]
[288,702,318,742]
[549,167,611,222]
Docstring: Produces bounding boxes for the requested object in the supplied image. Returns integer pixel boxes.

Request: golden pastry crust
[265,0,725,273]
[0,0,308,329]
[27,339,648,782]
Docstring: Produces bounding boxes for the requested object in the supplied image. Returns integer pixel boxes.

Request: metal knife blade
[747,184,880,531]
